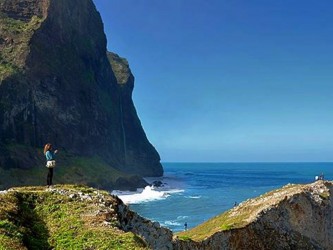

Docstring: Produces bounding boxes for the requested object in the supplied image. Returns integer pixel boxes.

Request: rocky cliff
[0,185,173,249]
[1,181,332,249]
[0,0,162,190]
[175,180,333,249]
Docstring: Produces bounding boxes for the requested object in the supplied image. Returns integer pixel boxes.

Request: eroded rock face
[108,52,162,176]
[174,181,333,250]
[115,195,173,250]
[0,0,162,187]
[2,182,332,249]
[0,185,172,249]
[0,0,48,22]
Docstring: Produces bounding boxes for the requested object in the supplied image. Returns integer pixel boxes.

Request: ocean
[112,162,332,232]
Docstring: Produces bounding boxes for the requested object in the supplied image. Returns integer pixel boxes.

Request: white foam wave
[162,215,189,229]
[113,186,184,204]
[186,195,201,199]
[177,215,189,220]
[164,220,181,226]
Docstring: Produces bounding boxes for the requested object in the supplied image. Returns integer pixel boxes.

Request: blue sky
[93,0,333,162]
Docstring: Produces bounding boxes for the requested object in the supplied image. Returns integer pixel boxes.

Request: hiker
[43,143,58,187]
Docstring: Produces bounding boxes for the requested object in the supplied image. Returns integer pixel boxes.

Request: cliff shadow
[15,192,52,250]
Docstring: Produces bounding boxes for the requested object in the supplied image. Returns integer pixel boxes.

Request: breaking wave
[112,186,184,204]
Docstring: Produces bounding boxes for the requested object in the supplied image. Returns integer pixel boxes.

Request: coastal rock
[0,0,162,189]
[115,175,148,191]
[174,181,333,249]
[151,180,164,188]
[1,182,333,249]
[116,195,174,249]
[0,185,172,249]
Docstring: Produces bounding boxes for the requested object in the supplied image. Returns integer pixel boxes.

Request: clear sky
[93,0,333,162]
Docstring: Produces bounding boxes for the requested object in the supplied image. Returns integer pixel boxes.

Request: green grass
[177,235,191,241]
[221,223,234,231]
[0,63,18,80]
[0,185,148,249]
[0,144,141,191]
[0,15,42,35]
[55,155,135,189]
[319,191,330,200]
[0,15,43,80]
[0,17,26,33]
[176,209,249,242]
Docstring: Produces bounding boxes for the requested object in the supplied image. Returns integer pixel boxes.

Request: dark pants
[47,168,53,186]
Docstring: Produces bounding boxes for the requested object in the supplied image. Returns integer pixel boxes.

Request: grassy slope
[176,183,302,242]
[0,185,147,250]
[0,156,132,190]
[0,144,144,191]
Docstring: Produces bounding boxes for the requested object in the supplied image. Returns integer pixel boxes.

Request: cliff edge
[175,180,333,250]
[0,0,162,190]
[0,185,173,250]
[1,181,332,249]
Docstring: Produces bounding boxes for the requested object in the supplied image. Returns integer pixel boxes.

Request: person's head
[44,143,52,155]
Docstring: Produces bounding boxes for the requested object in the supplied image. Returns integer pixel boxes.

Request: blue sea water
[113,162,332,232]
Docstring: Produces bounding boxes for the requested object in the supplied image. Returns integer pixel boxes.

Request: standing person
[43,143,58,187]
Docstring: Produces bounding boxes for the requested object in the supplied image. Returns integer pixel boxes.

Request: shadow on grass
[15,192,52,250]
[133,234,147,247]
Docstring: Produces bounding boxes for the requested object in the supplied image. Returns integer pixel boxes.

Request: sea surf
[112,162,332,232]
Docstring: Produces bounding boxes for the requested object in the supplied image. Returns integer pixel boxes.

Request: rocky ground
[1,181,332,250]
[0,184,172,250]
[175,180,333,250]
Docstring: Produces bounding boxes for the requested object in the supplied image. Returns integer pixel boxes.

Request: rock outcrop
[0,0,162,189]
[175,181,333,250]
[0,185,172,249]
[116,195,173,250]
[1,182,333,249]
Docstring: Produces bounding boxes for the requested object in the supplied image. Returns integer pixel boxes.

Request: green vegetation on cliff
[2,182,332,249]
[176,183,322,242]
[0,145,147,191]
[0,0,163,191]
[0,185,147,250]
[0,15,43,80]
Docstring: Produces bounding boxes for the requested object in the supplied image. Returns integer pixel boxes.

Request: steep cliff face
[175,181,333,250]
[0,0,162,189]
[108,52,162,176]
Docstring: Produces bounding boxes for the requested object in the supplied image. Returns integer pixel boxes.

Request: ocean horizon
[113,162,333,232]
